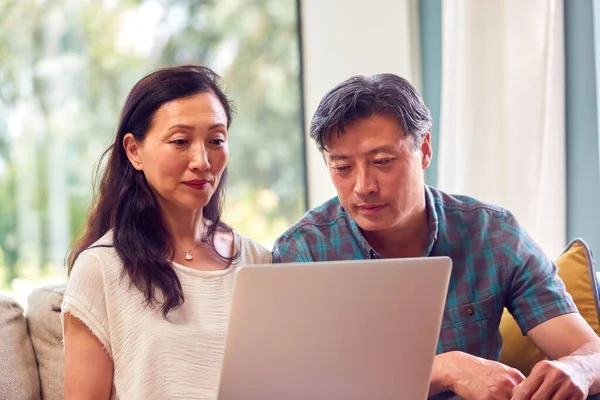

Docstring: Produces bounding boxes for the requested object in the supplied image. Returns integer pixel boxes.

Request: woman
[62,65,271,399]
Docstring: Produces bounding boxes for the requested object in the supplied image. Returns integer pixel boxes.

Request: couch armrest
[0,294,41,399]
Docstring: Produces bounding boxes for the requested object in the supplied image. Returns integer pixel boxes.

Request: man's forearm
[565,340,600,395]
[428,353,453,397]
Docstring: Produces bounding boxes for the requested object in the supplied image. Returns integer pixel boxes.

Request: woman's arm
[64,313,113,399]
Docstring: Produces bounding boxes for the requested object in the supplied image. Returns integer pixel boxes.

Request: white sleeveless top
[61,231,271,399]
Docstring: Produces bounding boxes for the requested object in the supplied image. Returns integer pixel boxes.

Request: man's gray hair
[309,73,432,151]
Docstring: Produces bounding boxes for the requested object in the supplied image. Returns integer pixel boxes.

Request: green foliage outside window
[0,0,305,297]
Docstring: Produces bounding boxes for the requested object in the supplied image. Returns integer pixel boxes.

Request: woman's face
[123,92,229,215]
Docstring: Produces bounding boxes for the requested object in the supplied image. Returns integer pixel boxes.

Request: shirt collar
[423,185,439,256]
[344,185,439,258]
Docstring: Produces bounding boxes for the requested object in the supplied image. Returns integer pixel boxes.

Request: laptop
[217,257,452,400]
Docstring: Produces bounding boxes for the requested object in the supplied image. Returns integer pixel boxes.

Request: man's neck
[363,205,430,259]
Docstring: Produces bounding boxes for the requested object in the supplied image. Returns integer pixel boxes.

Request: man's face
[324,113,432,235]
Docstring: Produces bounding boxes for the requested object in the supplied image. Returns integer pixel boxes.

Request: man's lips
[357,204,387,213]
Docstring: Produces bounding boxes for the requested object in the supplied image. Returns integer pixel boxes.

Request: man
[272,73,600,400]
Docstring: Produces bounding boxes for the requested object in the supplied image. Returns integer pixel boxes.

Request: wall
[300,0,422,208]
[565,0,600,261]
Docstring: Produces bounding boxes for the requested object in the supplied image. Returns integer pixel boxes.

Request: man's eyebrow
[328,145,397,161]
[328,154,351,162]
[366,145,397,156]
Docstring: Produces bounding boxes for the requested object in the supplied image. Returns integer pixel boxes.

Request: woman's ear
[123,133,143,171]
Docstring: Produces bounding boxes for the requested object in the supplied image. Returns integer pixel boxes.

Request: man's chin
[351,215,391,233]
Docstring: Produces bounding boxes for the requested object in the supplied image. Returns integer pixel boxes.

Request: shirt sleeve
[236,234,273,265]
[501,210,578,335]
[272,236,311,263]
[61,249,112,355]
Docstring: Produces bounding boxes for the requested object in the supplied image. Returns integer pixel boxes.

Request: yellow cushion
[499,238,600,375]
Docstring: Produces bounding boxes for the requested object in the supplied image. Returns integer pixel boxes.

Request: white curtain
[437,0,565,258]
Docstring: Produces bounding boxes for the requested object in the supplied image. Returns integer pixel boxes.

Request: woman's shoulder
[234,231,272,265]
[72,231,122,276]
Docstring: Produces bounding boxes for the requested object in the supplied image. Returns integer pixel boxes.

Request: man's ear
[420,132,432,169]
[123,133,143,171]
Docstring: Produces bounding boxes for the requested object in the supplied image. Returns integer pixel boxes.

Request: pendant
[185,252,193,261]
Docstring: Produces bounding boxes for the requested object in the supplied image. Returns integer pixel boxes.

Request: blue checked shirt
[272,186,578,400]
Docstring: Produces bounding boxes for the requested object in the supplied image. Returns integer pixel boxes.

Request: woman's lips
[183,180,209,190]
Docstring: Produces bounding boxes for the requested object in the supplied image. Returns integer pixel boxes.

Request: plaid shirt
[272,186,578,399]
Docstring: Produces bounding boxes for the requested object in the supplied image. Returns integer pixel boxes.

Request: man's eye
[333,165,350,172]
[374,159,392,165]
[211,139,225,145]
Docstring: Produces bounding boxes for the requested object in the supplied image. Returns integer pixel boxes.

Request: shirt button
[465,306,474,316]
[369,249,376,259]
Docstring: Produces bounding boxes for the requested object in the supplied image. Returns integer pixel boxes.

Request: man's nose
[354,167,378,195]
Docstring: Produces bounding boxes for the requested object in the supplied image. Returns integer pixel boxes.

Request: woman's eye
[171,139,188,146]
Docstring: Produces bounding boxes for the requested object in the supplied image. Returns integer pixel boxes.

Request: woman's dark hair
[309,73,432,151]
[67,64,238,317]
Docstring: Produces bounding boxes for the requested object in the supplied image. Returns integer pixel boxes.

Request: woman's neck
[160,206,206,251]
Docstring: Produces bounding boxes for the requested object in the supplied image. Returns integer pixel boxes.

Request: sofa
[1,242,599,400]
[1,284,65,400]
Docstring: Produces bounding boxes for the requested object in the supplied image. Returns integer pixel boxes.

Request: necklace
[183,241,203,261]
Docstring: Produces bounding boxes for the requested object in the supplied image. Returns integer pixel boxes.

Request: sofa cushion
[0,293,41,400]
[26,284,66,400]
[499,238,600,375]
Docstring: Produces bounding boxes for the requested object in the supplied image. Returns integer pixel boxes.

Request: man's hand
[525,315,600,398]
[429,351,525,399]
[510,358,590,400]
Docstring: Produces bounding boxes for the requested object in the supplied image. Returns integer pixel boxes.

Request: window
[0,0,305,304]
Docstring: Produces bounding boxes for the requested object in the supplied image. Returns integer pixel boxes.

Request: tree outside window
[0,0,305,304]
